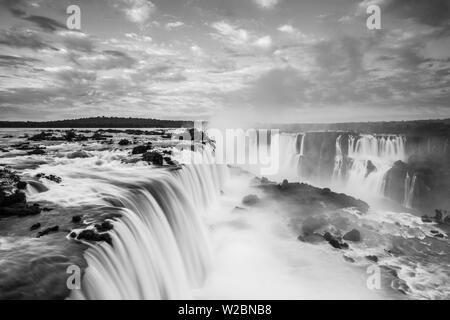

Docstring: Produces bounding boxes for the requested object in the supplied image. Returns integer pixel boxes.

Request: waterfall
[70,150,228,300]
[403,173,416,209]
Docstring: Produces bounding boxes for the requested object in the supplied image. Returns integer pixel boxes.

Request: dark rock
[69,232,77,238]
[242,194,259,206]
[343,256,355,263]
[280,179,289,190]
[366,160,377,177]
[77,229,112,245]
[132,144,152,154]
[42,207,53,212]
[118,139,130,146]
[434,233,445,238]
[35,173,61,183]
[67,150,90,159]
[343,229,362,242]
[30,223,41,231]
[27,148,46,155]
[421,215,433,223]
[95,221,114,232]
[365,255,379,263]
[36,225,59,237]
[297,233,324,244]
[72,215,82,223]
[435,209,443,223]
[323,232,349,249]
[16,181,27,190]
[142,151,163,165]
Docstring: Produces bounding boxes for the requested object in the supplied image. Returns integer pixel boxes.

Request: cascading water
[334,134,406,199]
[403,173,417,209]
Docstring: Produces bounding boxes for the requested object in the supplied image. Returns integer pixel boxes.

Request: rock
[42,207,53,212]
[365,255,379,263]
[297,233,324,244]
[280,179,289,190]
[343,256,355,263]
[95,221,114,232]
[365,160,377,177]
[16,181,27,190]
[301,215,328,235]
[323,232,349,249]
[434,233,445,238]
[343,229,362,242]
[232,206,247,213]
[118,139,130,146]
[132,144,152,154]
[35,173,61,183]
[242,194,259,206]
[77,229,112,245]
[72,215,82,223]
[69,232,77,238]
[435,209,443,223]
[142,151,163,165]
[36,225,59,237]
[421,215,433,223]
[27,148,46,155]
[2,191,26,206]
[67,150,90,159]
[30,223,41,231]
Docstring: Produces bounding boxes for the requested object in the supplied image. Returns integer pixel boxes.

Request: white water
[333,134,406,200]
[403,173,417,209]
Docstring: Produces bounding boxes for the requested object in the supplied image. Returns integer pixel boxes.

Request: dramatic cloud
[0,0,449,122]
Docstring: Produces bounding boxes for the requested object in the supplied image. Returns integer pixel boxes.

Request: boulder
[30,223,41,231]
[77,229,112,245]
[365,255,379,263]
[95,221,114,232]
[343,229,361,242]
[118,139,130,146]
[132,144,152,154]
[72,215,82,223]
[27,148,46,155]
[36,225,59,237]
[242,194,259,206]
[67,150,90,159]
[142,151,163,165]
[323,232,349,249]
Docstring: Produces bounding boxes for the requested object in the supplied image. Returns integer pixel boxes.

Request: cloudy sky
[0,0,449,123]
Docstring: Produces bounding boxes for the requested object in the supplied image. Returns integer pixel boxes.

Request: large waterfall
[243,131,407,201]
[63,149,228,299]
[333,134,406,199]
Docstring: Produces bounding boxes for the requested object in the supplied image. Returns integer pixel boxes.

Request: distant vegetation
[0,117,194,128]
[274,118,450,137]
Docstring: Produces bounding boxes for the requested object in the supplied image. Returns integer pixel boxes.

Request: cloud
[73,50,136,70]
[211,21,249,46]
[278,24,295,33]
[253,0,279,9]
[165,21,185,30]
[0,29,54,50]
[120,0,155,25]
[253,35,272,49]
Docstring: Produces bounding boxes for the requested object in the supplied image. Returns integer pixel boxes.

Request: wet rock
[16,181,27,190]
[30,223,41,231]
[69,231,77,238]
[142,151,163,165]
[434,233,445,238]
[421,215,433,223]
[132,144,152,154]
[72,215,82,223]
[365,160,377,177]
[280,179,290,190]
[323,232,349,249]
[118,139,130,146]
[35,173,61,183]
[27,148,46,155]
[343,256,355,263]
[67,150,90,159]
[95,221,114,232]
[36,225,59,238]
[297,233,324,244]
[242,194,259,206]
[343,229,362,242]
[77,229,112,245]
[42,207,53,212]
[365,255,379,263]
[163,156,176,166]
